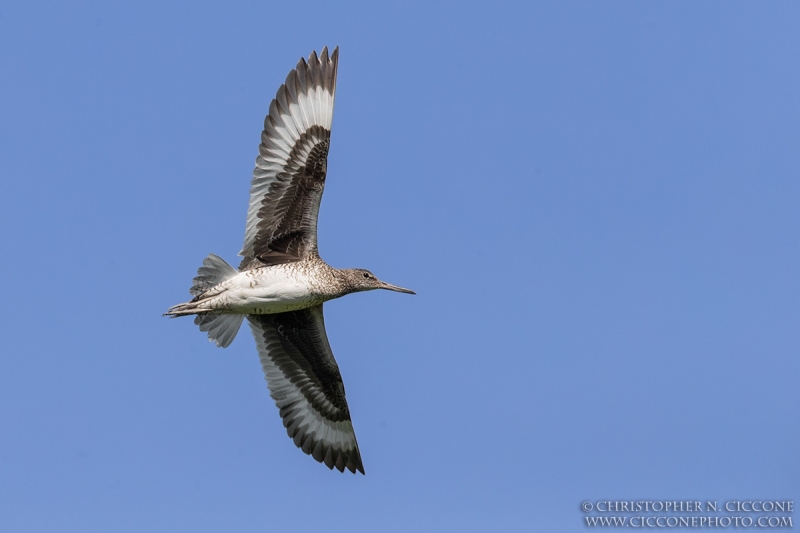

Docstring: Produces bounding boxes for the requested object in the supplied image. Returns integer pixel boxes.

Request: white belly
[205,267,319,314]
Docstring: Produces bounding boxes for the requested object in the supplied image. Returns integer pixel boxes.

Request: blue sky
[1,1,798,531]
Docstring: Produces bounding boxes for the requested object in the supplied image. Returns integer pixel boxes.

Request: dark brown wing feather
[239,48,338,269]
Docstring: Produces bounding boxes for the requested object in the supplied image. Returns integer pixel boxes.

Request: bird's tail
[164,254,243,348]
[189,253,239,297]
[192,313,243,348]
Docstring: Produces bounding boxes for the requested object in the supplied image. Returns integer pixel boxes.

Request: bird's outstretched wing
[239,47,338,270]
[247,305,364,474]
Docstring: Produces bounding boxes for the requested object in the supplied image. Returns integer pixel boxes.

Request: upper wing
[247,305,364,474]
[239,47,338,269]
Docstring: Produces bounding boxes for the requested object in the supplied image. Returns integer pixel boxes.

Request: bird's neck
[306,261,354,299]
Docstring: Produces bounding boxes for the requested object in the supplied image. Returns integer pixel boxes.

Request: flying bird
[166,47,414,474]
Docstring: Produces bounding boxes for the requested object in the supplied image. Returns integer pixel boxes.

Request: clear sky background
[1,1,798,531]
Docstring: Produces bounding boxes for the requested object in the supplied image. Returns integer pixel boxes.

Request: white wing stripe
[275,88,300,140]
[268,102,296,150]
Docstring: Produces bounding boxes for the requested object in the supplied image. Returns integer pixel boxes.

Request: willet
[165,47,414,474]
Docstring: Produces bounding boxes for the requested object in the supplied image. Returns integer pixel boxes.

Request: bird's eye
[363,272,370,278]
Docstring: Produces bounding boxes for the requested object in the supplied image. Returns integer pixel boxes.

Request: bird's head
[340,268,415,295]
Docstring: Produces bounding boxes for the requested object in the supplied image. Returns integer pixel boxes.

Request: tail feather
[191,253,238,297]
[195,313,244,348]
[165,253,244,348]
